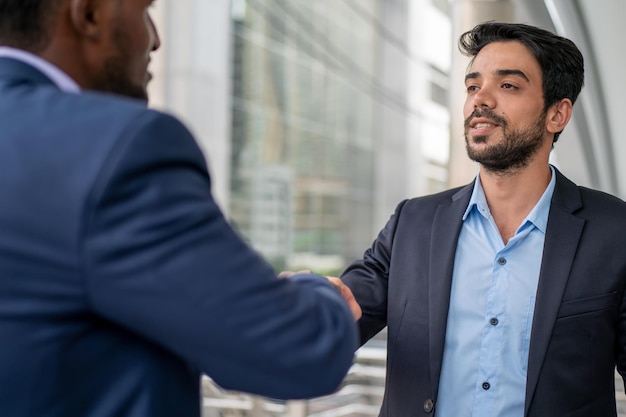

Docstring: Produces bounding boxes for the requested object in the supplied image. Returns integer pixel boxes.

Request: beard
[93,25,149,102]
[101,56,148,101]
[464,108,546,175]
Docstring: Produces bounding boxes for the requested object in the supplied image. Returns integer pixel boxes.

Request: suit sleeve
[341,200,407,345]
[81,110,358,399]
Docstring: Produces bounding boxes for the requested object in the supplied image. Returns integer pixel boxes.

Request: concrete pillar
[447,0,515,187]
[148,0,233,213]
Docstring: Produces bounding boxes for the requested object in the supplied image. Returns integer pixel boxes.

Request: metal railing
[201,345,386,417]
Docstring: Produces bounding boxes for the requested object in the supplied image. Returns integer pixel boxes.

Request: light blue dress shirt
[435,167,556,417]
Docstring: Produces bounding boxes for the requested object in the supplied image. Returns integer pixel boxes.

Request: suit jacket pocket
[556,292,617,319]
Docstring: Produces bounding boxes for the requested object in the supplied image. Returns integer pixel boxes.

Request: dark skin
[36,0,160,100]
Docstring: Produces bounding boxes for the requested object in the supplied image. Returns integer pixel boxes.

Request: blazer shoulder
[402,183,472,211]
[578,185,625,205]
[66,90,172,126]
[54,91,198,159]
[34,87,181,128]
[577,186,626,220]
[553,170,626,223]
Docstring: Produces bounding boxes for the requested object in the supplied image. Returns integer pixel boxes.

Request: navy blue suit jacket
[0,57,358,417]
[342,169,626,416]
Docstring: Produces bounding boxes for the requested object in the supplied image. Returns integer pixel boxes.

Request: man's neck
[479,161,552,244]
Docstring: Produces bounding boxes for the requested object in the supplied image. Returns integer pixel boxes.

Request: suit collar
[0,56,67,90]
[545,166,583,214]
[0,56,54,85]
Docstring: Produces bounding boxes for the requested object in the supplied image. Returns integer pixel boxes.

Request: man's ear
[68,0,104,40]
[546,98,573,135]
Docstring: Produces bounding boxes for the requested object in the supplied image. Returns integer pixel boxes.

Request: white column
[149,0,233,213]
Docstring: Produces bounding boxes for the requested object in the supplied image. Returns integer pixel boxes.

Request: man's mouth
[473,123,496,129]
[468,118,500,132]
[464,109,507,130]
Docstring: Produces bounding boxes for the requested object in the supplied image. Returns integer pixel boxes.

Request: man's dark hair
[459,21,584,143]
[0,0,63,51]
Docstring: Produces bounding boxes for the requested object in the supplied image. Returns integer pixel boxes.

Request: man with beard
[0,1,361,416]
[339,22,626,417]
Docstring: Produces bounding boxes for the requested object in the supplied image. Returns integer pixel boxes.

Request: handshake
[278,270,362,320]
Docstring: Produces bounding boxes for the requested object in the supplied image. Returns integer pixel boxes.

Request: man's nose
[149,16,161,52]
[472,86,495,109]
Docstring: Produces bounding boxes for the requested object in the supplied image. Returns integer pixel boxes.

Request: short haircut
[0,0,63,51]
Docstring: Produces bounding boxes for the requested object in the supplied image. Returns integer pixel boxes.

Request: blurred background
[146,0,626,416]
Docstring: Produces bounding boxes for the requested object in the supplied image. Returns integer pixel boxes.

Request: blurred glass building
[151,0,452,272]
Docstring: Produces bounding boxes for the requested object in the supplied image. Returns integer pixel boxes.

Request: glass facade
[230,0,382,272]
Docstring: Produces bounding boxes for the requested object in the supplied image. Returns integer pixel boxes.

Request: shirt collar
[463,165,556,234]
[0,47,80,93]
[463,174,488,221]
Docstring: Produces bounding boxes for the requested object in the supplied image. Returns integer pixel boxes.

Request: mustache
[464,109,507,129]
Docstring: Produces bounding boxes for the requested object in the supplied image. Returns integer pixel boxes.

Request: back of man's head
[0,0,63,51]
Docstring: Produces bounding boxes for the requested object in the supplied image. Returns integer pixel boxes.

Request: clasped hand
[278,270,362,320]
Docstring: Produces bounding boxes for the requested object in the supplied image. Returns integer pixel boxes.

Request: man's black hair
[0,0,63,51]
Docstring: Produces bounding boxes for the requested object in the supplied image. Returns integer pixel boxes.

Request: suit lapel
[524,170,585,415]
[428,184,472,399]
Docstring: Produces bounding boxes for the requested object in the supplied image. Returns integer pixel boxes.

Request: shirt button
[482,382,491,390]
[490,317,499,326]
[423,399,434,413]
[497,257,507,265]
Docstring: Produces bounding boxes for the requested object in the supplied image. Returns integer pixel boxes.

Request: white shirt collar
[0,46,80,93]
